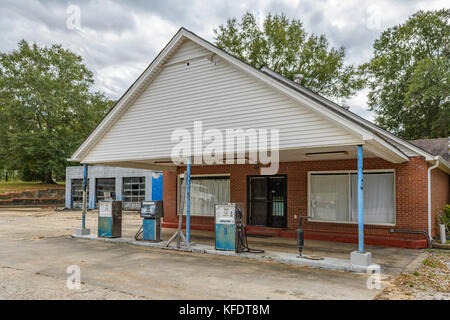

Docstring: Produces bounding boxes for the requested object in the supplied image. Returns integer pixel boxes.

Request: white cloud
[347,88,374,123]
[0,0,448,121]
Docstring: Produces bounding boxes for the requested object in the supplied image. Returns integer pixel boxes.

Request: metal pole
[357,145,364,253]
[186,157,191,243]
[82,163,88,229]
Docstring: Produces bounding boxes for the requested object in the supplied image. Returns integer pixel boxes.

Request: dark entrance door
[247,175,287,228]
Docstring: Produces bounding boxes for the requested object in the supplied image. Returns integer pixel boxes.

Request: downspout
[427,157,439,240]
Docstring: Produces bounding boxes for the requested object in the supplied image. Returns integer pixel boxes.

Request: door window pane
[249,177,267,226]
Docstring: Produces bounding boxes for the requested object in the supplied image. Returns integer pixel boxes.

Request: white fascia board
[77,142,363,165]
[364,137,409,163]
[435,156,450,174]
[94,161,177,172]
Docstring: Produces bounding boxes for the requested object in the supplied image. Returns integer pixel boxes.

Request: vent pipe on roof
[293,74,304,85]
[340,99,350,110]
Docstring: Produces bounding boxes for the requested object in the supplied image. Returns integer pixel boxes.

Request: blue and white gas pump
[98,200,122,238]
[215,203,238,251]
[215,203,264,253]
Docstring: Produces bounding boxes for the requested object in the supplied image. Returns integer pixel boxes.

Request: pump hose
[135,224,143,241]
[237,224,265,254]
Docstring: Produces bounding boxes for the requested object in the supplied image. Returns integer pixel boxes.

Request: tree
[214,12,364,100]
[363,9,449,140]
[0,40,114,183]
[0,102,10,178]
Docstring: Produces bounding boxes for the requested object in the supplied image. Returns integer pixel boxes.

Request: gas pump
[136,200,163,242]
[98,200,122,238]
[215,203,264,253]
[215,203,240,251]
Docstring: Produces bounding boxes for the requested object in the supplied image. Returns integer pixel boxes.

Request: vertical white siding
[84,40,361,162]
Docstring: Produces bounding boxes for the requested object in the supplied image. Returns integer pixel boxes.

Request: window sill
[307,218,395,227]
[176,213,214,218]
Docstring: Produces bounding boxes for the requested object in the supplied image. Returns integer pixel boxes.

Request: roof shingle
[409,137,450,162]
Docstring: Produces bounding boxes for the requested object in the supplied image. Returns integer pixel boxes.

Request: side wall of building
[431,167,449,236]
[65,166,162,209]
[163,157,431,248]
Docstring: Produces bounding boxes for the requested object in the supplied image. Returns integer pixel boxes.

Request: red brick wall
[163,171,177,224]
[163,157,434,248]
[430,167,449,236]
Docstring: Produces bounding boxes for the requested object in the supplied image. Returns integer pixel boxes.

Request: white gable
[168,38,211,62]
[83,39,362,163]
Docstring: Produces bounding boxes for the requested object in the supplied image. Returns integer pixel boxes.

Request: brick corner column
[163,170,177,223]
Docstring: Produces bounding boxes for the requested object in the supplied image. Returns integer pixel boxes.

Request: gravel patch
[376,250,450,300]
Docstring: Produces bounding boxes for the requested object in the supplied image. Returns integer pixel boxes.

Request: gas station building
[65,165,162,210]
[70,28,449,251]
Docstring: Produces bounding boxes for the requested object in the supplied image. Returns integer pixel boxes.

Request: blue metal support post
[357,145,364,253]
[186,157,191,243]
[75,164,90,236]
[82,163,88,229]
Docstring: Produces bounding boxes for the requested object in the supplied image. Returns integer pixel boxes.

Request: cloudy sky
[1,0,447,121]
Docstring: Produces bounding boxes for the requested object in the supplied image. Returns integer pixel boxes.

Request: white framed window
[177,175,230,217]
[308,170,395,226]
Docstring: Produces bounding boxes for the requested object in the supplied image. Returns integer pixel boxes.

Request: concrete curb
[431,241,450,250]
[404,251,428,273]
[72,234,381,274]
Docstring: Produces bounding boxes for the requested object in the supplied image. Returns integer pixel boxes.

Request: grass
[422,257,442,268]
[376,251,449,300]
[0,181,65,194]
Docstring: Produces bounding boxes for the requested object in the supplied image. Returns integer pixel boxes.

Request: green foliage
[363,9,450,140]
[20,166,43,182]
[445,205,450,216]
[441,205,450,229]
[0,40,114,182]
[214,12,364,100]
